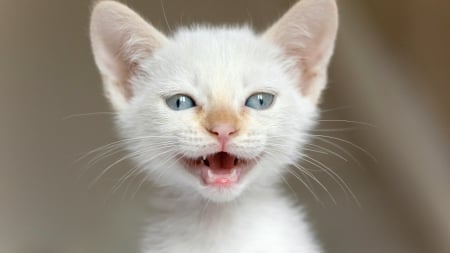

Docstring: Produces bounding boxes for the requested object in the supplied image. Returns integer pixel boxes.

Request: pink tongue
[208,152,235,172]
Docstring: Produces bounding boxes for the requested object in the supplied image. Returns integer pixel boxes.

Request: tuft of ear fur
[90,1,167,110]
[264,0,338,103]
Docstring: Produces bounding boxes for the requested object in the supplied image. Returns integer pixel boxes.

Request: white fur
[141,189,319,252]
[90,0,338,252]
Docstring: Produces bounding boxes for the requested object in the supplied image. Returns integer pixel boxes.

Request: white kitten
[90,0,338,252]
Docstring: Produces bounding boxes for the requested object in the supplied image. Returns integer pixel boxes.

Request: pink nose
[208,124,237,148]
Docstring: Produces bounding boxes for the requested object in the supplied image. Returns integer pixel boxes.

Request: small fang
[207,169,213,178]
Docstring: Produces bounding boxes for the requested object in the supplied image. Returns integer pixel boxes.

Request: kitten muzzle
[181,152,254,188]
[200,152,244,188]
[201,152,242,187]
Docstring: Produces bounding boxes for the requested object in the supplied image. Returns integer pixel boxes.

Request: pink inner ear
[263,0,338,102]
[122,61,140,100]
[90,1,168,109]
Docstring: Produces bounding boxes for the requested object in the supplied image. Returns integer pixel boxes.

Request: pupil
[176,99,181,108]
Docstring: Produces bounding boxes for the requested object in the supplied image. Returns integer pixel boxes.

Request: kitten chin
[90,0,337,252]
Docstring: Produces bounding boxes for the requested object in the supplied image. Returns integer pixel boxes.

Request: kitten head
[90,0,338,202]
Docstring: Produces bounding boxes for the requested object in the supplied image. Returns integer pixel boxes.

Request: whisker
[302,155,360,207]
[267,139,347,162]
[62,111,117,120]
[285,168,322,204]
[311,134,377,162]
[291,163,337,205]
[160,0,172,33]
[88,142,177,166]
[89,146,176,189]
[131,173,150,199]
[304,143,348,162]
[319,105,352,113]
[88,152,139,189]
[111,165,143,194]
[302,148,329,155]
[317,119,376,128]
[130,152,182,199]
[310,127,360,133]
[279,172,301,203]
[262,151,326,204]
[76,136,175,163]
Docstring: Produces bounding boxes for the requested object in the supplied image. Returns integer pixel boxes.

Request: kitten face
[90,0,338,202]
[118,28,317,201]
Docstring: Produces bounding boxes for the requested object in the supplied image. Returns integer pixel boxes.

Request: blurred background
[0,0,449,252]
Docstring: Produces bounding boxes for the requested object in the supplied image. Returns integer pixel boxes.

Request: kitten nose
[208,124,238,148]
[210,124,237,137]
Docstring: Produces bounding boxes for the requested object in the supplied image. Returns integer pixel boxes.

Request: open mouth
[181,152,255,187]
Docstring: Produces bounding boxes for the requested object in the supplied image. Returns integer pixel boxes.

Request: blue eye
[166,94,196,111]
[245,93,275,110]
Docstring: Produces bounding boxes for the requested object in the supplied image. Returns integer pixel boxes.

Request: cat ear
[264,0,338,103]
[90,1,168,110]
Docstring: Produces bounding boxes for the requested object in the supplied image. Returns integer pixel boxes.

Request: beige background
[0,0,449,252]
